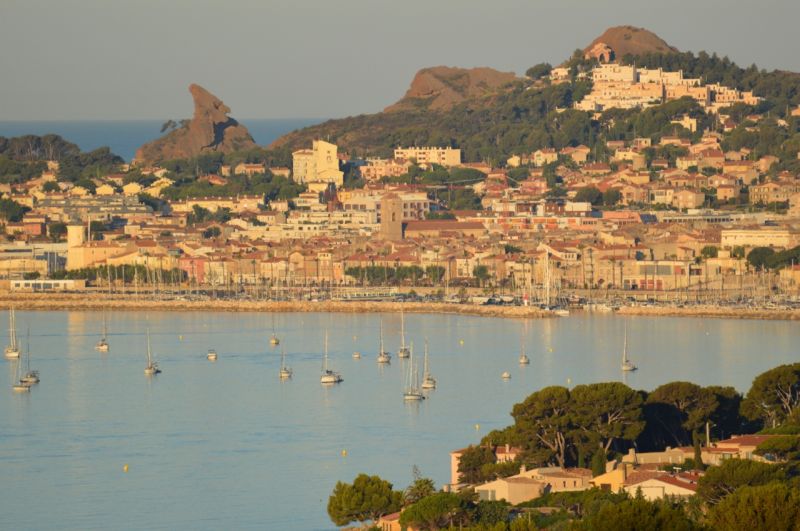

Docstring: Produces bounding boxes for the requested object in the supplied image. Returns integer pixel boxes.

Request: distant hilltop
[134,84,255,164]
[583,25,678,63]
[385,66,518,113]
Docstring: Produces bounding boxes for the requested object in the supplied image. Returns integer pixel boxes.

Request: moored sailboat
[621,324,637,372]
[320,331,342,384]
[279,347,293,379]
[20,328,39,385]
[4,307,20,359]
[376,319,391,364]
[144,329,161,375]
[421,339,436,390]
[403,342,424,401]
[397,311,410,359]
[95,313,110,352]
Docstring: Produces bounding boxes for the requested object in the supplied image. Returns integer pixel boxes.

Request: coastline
[0,293,553,319]
[616,305,800,320]
[2,292,800,320]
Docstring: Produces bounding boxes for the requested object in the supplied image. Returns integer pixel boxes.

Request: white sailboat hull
[4,347,20,359]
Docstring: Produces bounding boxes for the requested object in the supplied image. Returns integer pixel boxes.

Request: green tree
[405,466,436,506]
[591,450,607,477]
[754,436,800,462]
[741,363,800,429]
[573,497,698,530]
[425,266,445,283]
[512,386,572,468]
[570,382,645,454]
[525,63,552,80]
[0,198,29,222]
[202,226,221,239]
[327,473,403,527]
[399,492,468,530]
[696,459,786,505]
[646,382,719,446]
[707,482,800,531]
[42,181,60,193]
[602,189,622,206]
[747,246,776,269]
[700,246,718,259]
[457,445,496,484]
[474,500,510,526]
[48,222,67,242]
[473,265,491,286]
[574,186,603,205]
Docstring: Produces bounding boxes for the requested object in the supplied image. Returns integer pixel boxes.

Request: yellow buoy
[341,450,347,457]
[179,335,183,341]
[474,423,480,431]
[548,347,553,352]
[123,464,129,472]
[459,339,464,346]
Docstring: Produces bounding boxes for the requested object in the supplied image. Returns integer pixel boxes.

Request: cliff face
[135,84,255,164]
[584,26,678,61]
[384,66,518,112]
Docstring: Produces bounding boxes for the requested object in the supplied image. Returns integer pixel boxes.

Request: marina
[1,309,799,529]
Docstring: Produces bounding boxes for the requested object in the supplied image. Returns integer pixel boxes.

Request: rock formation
[584,26,678,62]
[135,84,255,164]
[385,66,518,112]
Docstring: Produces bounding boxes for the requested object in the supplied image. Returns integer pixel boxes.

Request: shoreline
[2,293,800,320]
[0,293,553,319]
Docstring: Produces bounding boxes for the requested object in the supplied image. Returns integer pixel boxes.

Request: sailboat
[12,358,30,392]
[95,313,109,352]
[376,319,391,364]
[279,347,293,379]
[20,328,39,385]
[403,342,425,401]
[207,349,218,361]
[397,311,410,359]
[621,324,637,372]
[320,331,342,384]
[144,329,161,375]
[269,313,280,346]
[4,307,20,359]
[421,339,436,389]
[518,331,530,365]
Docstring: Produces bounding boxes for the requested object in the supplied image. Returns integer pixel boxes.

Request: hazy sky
[1,0,798,121]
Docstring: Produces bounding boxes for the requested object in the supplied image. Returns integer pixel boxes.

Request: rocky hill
[385,66,518,113]
[584,25,678,62]
[135,84,255,164]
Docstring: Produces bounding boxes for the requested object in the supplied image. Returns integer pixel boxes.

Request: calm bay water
[0,119,323,161]
[0,311,795,530]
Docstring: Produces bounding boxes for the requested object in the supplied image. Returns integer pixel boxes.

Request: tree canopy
[326,473,403,526]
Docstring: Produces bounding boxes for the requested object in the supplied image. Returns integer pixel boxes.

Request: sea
[0,310,794,530]
[0,119,324,161]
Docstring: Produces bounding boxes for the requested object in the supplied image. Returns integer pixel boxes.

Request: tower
[380,193,404,241]
[66,222,86,270]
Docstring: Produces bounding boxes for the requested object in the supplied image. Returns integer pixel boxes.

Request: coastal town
[5,10,800,530]
[4,89,800,310]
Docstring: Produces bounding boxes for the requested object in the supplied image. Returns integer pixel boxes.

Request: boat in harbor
[144,329,161,375]
[376,320,391,364]
[20,329,39,385]
[621,324,637,372]
[207,349,218,361]
[4,307,20,359]
[279,348,292,379]
[501,371,511,380]
[421,339,436,390]
[352,351,361,359]
[269,314,280,346]
[95,314,110,352]
[518,341,530,365]
[403,342,425,401]
[397,311,409,359]
[320,331,342,384]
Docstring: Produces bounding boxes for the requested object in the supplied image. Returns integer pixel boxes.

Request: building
[292,140,344,187]
[721,228,799,249]
[380,193,404,241]
[393,146,461,167]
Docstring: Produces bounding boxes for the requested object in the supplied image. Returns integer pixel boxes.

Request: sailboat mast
[423,340,429,378]
[323,330,329,371]
[622,324,628,364]
[401,312,405,349]
[380,319,384,352]
[147,329,152,365]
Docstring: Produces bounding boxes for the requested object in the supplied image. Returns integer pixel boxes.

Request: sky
[1,0,798,121]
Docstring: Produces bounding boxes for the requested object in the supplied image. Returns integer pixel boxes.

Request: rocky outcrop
[584,26,678,62]
[135,84,255,164]
[385,66,518,112]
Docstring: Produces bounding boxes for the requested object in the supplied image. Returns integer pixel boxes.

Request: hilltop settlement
[3,27,800,311]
